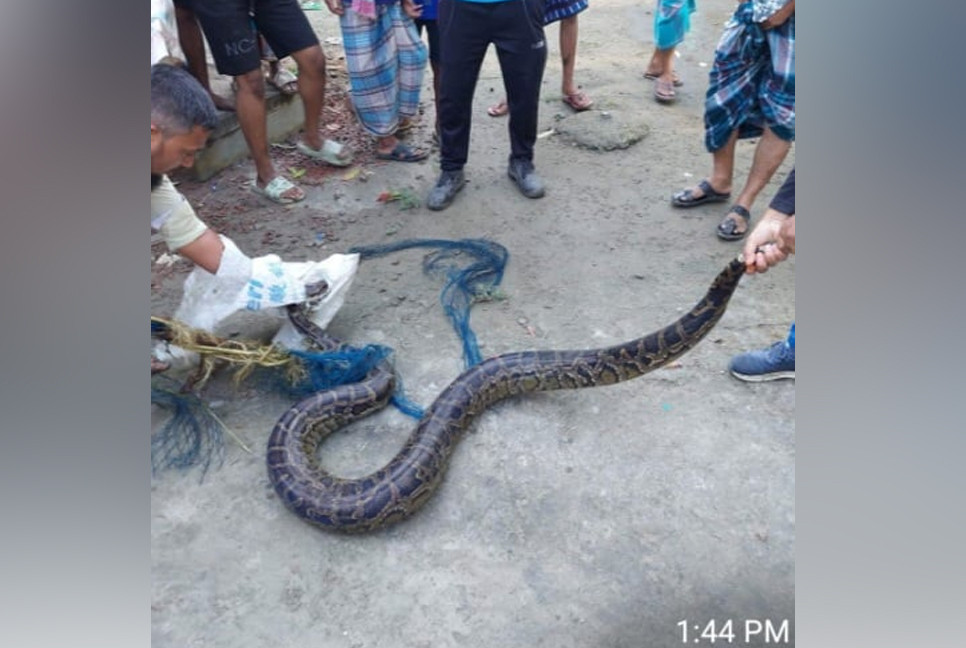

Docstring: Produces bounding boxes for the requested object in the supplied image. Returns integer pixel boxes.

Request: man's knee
[235,68,267,99]
[293,45,326,79]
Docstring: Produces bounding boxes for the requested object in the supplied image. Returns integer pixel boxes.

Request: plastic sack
[155,235,359,367]
[151,0,184,65]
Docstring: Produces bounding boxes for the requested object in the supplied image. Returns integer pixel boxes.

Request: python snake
[267,258,745,533]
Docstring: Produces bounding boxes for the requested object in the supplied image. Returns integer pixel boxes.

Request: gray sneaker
[507,158,545,199]
[728,340,795,382]
[426,170,466,211]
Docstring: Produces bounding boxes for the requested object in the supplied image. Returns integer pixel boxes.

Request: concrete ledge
[191,91,305,182]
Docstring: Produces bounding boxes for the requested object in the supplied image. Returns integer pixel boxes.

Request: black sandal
[671,179,731,208]
[716,205,751,241]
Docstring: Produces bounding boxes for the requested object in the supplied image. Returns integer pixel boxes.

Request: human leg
[717,125,792,237]
[173,3,235,110]
[233,68,303,201]
[427,0,490,210]
[414,19,442,136]
[436,0,491,172]
[558,15,591,110]
[288,43,352,165]
[288,45,328,150]
[496,0,547,164]
[252,0,348,165]
[649,0,695,101]
[496,0,548,197]
[190,0,301,199]
[671,128,738,207]
[650,47,677,102]
[716,16,795,235]
[380,11,429,160]
[338,7,427,161]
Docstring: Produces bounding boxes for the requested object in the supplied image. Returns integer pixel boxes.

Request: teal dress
[655,0,695,50]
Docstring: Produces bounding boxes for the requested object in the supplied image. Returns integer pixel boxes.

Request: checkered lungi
[340,4,427,138]
[544,0,588,25]
[703,3,795,151]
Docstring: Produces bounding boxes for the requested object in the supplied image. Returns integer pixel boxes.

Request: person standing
[425,0,549,211]
[325,0,430,162]
[486,0,594,116]
[190,0,354,205]
[670,0,795,241]
[643,0,695,104]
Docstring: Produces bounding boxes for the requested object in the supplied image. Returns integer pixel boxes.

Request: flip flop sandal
[654,79,676,103]
[251,175,305,204]
[375,142,429,162]
[562,91,594,112]
[671,179,732,208]
[268,67,299,95]
[297,139,353,167]
[643,70,684,87]
[716,205,751,241]
[487,100,509,117]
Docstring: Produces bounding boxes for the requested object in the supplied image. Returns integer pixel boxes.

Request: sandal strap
[264,175,296,195]
[728,204,751,221]
[322,139,346,157]
[697,179,716,195]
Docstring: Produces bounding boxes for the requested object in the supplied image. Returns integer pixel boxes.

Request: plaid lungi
[341,4,427,138]
[545,0,588,25]
[703,3,794,152]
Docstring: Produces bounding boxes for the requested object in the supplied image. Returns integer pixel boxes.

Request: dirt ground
[151,2,795,646]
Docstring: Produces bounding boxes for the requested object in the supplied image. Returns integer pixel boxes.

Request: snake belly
[267,258,746,533]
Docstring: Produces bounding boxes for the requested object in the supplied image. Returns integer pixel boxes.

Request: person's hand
[151,356,170,374]
[742,210,795,274]
[776,214,795,255]
[761,0,795,30]
[402,0,423,19]
[325,0,345,16]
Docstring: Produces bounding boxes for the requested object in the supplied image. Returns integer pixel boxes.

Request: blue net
[151,374,224,481]
[267,344,394,399]
[348,238,509,368]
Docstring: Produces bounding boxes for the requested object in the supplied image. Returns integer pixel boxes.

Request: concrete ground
[151,1,794,646]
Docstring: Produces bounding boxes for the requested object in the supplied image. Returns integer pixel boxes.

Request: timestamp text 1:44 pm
[677,619,791,644]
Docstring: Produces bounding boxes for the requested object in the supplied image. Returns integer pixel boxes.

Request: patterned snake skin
[267,258,745,533]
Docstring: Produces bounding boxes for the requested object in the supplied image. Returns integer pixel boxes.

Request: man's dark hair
[151,63,219,135]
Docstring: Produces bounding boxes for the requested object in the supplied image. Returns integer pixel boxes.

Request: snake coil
[267,258,745,533]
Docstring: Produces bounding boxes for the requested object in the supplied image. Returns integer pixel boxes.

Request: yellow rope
[152,316,306,389]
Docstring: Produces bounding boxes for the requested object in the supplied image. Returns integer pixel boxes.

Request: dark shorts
[414,19,440,64]
[191,0,318,76]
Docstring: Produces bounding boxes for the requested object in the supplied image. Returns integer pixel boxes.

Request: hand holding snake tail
[267,257,746,533]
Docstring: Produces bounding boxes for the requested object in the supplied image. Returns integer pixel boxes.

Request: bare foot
[487,99,509,117]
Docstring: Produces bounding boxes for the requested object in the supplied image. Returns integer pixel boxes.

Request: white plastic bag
[151,0,184,65]
[156,235,359,368]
